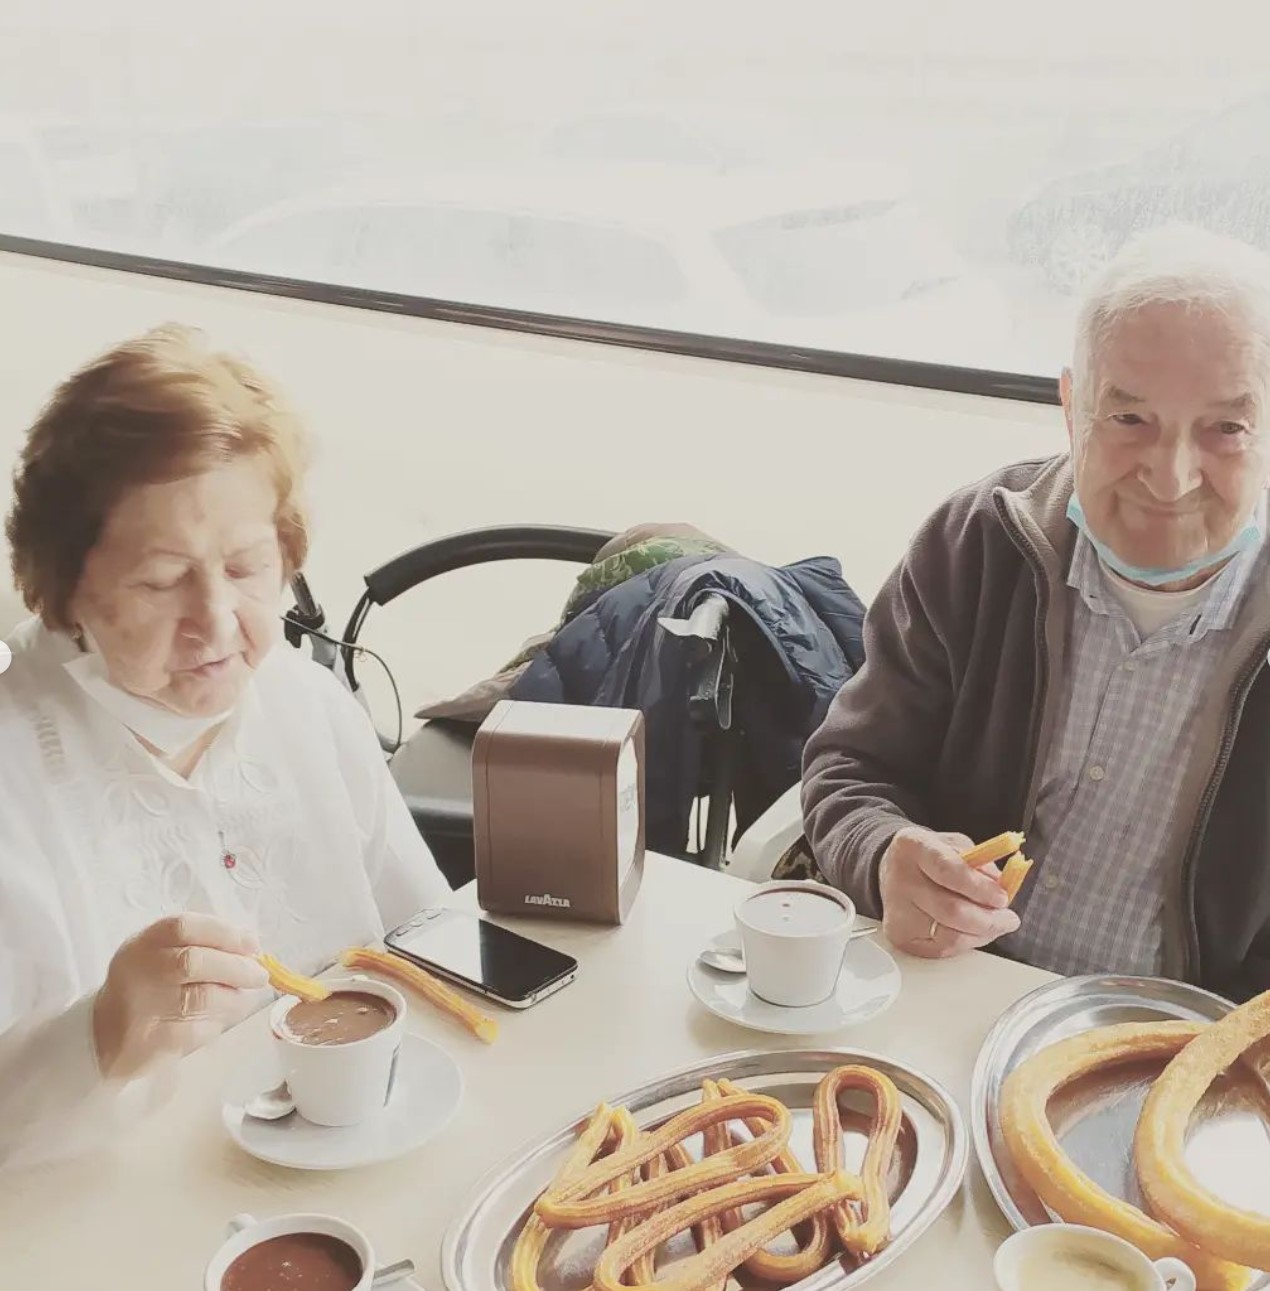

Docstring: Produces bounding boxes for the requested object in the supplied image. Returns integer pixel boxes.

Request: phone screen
[385,909,577,1003]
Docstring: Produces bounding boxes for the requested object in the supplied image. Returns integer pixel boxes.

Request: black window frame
[0,231,1060,405]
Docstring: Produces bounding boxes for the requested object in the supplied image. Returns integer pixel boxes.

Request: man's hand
[92,914,269,1080]
[880,827,1020,958]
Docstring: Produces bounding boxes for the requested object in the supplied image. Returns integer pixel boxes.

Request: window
[5,2,1270,380]
[212,201,689,318]
[0,127,69,239]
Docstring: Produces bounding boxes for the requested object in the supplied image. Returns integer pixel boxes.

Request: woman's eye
[1218,421,1248,437]
[140,578,180,592]
[1111,413,1146,427]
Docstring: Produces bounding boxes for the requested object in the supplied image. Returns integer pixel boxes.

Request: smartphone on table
[383,907,578,1009]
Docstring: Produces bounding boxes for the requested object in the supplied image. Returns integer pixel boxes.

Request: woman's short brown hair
[6,325,310,630]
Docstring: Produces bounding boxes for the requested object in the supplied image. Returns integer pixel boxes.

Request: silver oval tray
[443,1047,967,1291]
[972,972,1270,1285]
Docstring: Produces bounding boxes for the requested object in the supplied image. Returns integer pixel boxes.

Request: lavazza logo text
[524,893,571,908]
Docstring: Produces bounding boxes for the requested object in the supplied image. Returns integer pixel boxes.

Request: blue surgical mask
[1066,494,1262,587]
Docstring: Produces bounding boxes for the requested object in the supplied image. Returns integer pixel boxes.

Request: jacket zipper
[1177,635,1270,984]
[994,501,1052,834]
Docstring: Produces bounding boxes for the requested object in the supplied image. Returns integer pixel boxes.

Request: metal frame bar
[0,233,1061,405]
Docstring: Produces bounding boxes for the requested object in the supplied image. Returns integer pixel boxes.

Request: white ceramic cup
[734,879,856,1007]
[205,1211,374,1291]
[270,976,405,1127]
[995,1225,1196,1291]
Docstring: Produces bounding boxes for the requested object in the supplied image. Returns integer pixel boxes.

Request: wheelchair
[284,525,743,888]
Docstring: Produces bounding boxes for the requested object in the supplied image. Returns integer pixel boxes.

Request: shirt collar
[1067,529,1261,642]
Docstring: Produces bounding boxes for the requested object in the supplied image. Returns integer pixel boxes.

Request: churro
[339,946,498,1043]
[605,1107,658,1285]
[1136,990,1270,1272]
[960,831,1026,868]
[518,1066,905,1288]
[999,1021,1251,1290]
[509,1105,614,1291]
[651,1140,729,1285]
[709,1078,836,1283]
[812,1065,902,1257]
[535,1090,790,1228]
[695,1082,730,1273]
[592,1171,857,1291]
[998,852,1033,904]
[257,953,330,1002]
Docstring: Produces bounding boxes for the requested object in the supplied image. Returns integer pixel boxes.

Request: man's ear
[1059,368,1077,449]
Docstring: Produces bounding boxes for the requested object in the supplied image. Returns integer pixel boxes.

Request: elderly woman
[0,326,448,1166]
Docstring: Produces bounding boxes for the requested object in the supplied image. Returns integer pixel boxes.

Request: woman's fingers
[167,945,270,990]
[149,913,261,957]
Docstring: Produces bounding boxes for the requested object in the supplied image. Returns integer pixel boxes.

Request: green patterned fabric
[562,536,728,622]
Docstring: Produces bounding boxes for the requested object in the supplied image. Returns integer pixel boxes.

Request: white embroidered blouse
[0,618,449,1167]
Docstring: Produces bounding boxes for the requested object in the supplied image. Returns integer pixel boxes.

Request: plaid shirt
[1004,532,1261,978]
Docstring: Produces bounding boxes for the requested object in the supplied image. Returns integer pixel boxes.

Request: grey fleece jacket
[802,455,1270,1000]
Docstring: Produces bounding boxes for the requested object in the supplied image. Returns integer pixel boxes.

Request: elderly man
[803,225,1270,1000]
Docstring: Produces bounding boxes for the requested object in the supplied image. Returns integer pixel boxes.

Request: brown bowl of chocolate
[205,1213,373,1291]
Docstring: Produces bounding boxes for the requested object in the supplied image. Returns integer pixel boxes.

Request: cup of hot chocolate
[205,1212,372,1291]
[735,880,856,1008]
[270,976,405,1127]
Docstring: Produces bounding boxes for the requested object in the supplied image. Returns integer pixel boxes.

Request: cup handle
[226,1213,256,1240]
[1153,1258,1196,1290]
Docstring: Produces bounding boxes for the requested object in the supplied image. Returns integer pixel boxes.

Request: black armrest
[363,525,614,607]
[339,524,616,710]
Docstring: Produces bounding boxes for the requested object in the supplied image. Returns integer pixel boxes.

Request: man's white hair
[1071,223,1270,416]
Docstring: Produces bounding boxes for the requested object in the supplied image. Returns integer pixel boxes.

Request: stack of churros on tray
[511,1065,903,1291]
[999,989,1270,1290]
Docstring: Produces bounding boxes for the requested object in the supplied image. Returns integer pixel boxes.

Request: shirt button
[1088,765,1106,782]
[1044,874,1060,891]
[1122,661,1138,673]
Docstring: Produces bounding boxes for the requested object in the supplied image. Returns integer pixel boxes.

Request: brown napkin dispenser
[473,700,645,924]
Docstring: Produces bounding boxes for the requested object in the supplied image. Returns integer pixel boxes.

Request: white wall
[0,251,1066,727]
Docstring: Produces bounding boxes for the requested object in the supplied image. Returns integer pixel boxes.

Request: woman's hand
[92,914,270,1080]
[880,827,1020,959]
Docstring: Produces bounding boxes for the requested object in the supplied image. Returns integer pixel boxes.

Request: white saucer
[687,928,901,1036]
[222,1032,463,1170]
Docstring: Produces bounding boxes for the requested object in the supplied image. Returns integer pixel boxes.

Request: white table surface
[0,853,1054,1289]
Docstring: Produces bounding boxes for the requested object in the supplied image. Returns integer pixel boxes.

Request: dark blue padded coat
[509,552,865,856]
